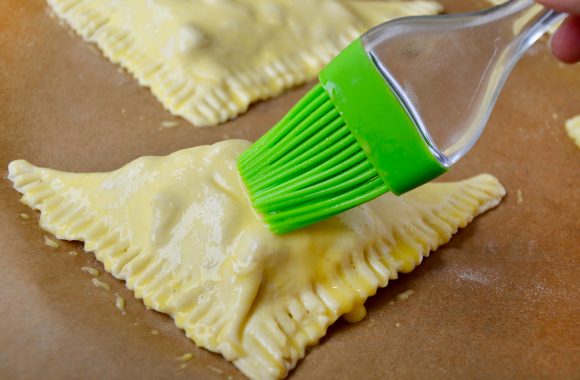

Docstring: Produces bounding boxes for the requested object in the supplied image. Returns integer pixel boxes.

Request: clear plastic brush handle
[363,0,565,167]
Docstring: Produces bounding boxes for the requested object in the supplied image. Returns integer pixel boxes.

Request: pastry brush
[238,0,564,234]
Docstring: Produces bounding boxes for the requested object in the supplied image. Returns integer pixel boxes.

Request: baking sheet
[0,0,579,379]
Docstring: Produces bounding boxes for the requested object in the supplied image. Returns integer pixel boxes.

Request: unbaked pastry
[47,0,442,126]
[8,140,505,379]
[566,115,580,149]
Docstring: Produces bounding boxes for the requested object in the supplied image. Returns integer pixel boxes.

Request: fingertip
[550,16,580,64]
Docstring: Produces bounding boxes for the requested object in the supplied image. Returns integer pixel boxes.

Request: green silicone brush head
[238,83,388,234]
[238,39,447,234]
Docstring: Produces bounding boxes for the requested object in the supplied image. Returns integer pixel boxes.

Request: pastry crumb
[92,278,111,291]
[68,251,78,256]
[207,365,223,374]
[395,322,401,327]
[388,300,395,306]
[20,213,30,219]
[114,293,126,314]
[88,44,100,56]
[44,236,59,248]
[161,120,179,128]
[151,329,160,336]
[177,353,193,362]
[81,266,100,276]
[516,189,524,204]
[396,289,415,301]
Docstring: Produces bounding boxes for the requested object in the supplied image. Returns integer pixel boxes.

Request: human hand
[536,0,580,63]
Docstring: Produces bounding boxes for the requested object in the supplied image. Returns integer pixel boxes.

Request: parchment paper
[0,0,579,379]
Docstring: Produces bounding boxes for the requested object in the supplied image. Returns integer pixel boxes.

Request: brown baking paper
[1,0,579,379]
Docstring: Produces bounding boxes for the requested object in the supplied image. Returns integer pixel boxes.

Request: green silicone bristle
[238,83,389,234]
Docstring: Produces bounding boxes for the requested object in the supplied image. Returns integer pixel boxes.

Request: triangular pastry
[8,140,505,379]
[566,115,580,149]
[47,0,442,126]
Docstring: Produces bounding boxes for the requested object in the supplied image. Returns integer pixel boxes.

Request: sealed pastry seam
[46,0,442,127]
[8,140,504,379]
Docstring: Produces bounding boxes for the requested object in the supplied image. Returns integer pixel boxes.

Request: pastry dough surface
[8,140,505,379]
[47,0,442,126]
[566,115,580,149]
